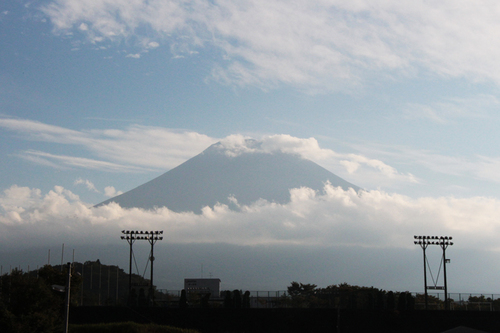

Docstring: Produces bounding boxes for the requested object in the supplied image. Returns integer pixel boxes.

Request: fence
[154,290,500,311]
[3,265,500,310]
[413,292,500,311]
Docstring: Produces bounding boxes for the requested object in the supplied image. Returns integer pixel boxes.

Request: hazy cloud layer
[1,183,499,253]
[404,94,500,124]
[0,118,416,189]
[350,140,500,187]
[41,0,500,91]
[0,118,217,171]
[6,117,500,190]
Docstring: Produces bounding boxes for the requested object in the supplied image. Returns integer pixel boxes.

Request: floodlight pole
[418,241,429,310]
[440,239,451,310]
[414,236,453,311]
[121,230,163,306]
[121,232,136,297]
[150,237,154,303]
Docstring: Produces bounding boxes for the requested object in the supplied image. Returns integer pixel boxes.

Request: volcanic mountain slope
[97,140,360,213]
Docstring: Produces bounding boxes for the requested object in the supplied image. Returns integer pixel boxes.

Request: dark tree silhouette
[128,288,137,307]
[201,293,211,308]
[138,288,148,307]
[387,291,395,311]
[406,292,415,311]
[376,290,385,310]
[242,291,251,308]
[397,292,407,311]
[233,290,242,308]
[0,265,81,332]
[223,290,233,308]
[179,289,188,308]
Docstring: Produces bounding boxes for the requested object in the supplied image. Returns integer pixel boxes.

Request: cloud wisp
[6,117,500,192]
[41,0,500,91]
[404,94,500,124]
[18,150,146,173]
[0,118,416,189]
[0,118,217,172]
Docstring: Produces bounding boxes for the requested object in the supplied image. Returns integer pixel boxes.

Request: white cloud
[147,41,159,49]
[126,53,141,58]
[40,0,500,91]
[74,178,99,192]
[104,186,123,197]
[217,134,417,186]
[1,184,500,253]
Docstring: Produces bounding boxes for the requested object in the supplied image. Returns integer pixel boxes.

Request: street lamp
[121,230,163,305]
[414,235,453,310]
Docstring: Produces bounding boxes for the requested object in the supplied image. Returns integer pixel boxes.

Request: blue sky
[2,0,500,293]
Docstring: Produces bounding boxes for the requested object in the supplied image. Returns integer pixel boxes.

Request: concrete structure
[184,278,221,297]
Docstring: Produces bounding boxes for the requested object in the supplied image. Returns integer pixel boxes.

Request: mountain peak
[98,139,359,213]
[203,137,262,157]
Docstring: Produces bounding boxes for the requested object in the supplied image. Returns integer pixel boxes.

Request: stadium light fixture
[414,235,453,310]
[121,230,163,304]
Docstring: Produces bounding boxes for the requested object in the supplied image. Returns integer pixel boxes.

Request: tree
[287,282,319,308]
[201,293,211,308]
[397,292,407,311]
[287,281,317,297]
[242,291,251,308]
[0,265,81,333]
[233,290,242,309]
[406,292,415,311]
[376,290,385,310]
[223,291,233,308]
[179,290,188,308]
[138,288,148,307]
[386,291,395,311]
[128,288,137,307]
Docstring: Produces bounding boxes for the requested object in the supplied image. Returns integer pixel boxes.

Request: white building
[184,278,221,297]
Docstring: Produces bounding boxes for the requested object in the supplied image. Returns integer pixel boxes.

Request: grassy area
[69,322,200,333]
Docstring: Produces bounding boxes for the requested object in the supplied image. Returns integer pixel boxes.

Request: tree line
[283,282,416,310]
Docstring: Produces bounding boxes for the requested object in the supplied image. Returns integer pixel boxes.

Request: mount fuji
[98,139,360,213]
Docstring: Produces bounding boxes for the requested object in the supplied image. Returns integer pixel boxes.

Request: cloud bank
[41,0,500,91]
[1,183,499,253]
